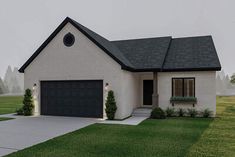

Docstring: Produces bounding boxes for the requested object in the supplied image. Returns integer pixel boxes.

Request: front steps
[132,108,152,117]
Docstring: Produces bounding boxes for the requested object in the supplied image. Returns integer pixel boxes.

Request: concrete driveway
[0,115,99,156]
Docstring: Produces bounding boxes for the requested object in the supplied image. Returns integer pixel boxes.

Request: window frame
[171,77,195,97]
[63,32,75,47]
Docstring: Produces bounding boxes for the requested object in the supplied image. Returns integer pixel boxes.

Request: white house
[19,17,221,119]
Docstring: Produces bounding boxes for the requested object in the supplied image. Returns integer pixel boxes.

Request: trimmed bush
[151,107,166,119]
[202,109,213,118]
[16,108,24,115]
[105,90,117,120]
[187,109,198,118]
[177,108,186,117]
[22,89,34,116]
[166,107,175,117]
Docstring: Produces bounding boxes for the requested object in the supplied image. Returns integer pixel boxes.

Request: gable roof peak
[19,17,134,73]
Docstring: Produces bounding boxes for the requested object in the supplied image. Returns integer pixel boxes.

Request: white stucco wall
[120,71,141,118]
[24,23,134,119]
[158,71,217,115]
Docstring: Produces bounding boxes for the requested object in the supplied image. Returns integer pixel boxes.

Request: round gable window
[63,32,75,47]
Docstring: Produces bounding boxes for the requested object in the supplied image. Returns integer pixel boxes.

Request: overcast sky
[0,0,234,78]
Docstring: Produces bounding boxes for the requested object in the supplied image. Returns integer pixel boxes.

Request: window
[172,78,195,97]
[63,32,75,47]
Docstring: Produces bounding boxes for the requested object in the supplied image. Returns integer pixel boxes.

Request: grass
[5,96,235,157]
[186,96,235,157]
[0,117,6,121]
[0,117,13,121]
[0,96,23,115]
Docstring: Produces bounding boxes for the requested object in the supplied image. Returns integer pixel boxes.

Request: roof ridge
[172,35,212,40]
[161,38,172,71]
[111,36,172,42]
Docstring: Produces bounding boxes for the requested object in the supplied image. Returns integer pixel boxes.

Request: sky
[0,0,234,78]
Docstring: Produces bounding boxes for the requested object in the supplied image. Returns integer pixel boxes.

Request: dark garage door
[41,80,103,118]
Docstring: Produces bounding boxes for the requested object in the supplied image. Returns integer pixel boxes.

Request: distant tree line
[216,70,235,95]
[0,66,24,95]
[231,73,235,84]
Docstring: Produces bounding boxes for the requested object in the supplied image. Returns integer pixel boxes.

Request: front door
[143,80,153,106]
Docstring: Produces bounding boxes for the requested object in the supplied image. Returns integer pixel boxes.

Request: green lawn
[186,96,235,157]
[5,96,235,157]
[0,117,14,121]
[0,96,23,115]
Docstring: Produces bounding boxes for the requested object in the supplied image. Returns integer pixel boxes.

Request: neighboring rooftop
[19,17,221,73]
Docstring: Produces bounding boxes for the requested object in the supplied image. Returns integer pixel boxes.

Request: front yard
[6,119,211,157]
[186,96,235,157]
[0,96,23,115]
[0,117,13,121]
[5,96,235,157]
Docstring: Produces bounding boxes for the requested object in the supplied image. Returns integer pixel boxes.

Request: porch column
[152,72,159,108]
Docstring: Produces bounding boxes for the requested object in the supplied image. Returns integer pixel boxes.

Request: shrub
[202,109,213,118]
[177,108,186,117]
[151,107,166,119]
[22,89,34,116]
[16,108,24,115]
[165,107,175,117]
[105,90,117,120]
[187,109,198,118]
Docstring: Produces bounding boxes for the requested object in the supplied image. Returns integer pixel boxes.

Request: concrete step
[132,108,152,117]
[132,113,151,117]
[133,110,152,114]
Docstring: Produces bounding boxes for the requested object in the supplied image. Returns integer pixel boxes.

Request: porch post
[152,72,159,108]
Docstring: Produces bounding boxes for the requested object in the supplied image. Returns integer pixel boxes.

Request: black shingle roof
[19,17,221,73]
[162,36,221,71]
[111,37,172,71]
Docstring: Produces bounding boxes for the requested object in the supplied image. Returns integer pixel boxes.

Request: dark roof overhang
[162,67,221,72]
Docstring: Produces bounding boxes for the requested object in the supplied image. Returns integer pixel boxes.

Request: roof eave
[122,68,162,72]
[121,67,221,73]
[162,67,221,72]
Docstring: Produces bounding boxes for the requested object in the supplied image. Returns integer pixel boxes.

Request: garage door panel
[41,80,103,118]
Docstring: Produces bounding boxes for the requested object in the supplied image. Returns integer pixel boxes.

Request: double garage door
[41,80,103,118]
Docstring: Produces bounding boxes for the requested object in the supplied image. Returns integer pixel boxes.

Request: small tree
[22,89,34,116]
[231,73,235,84]
[105,90,117,120]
